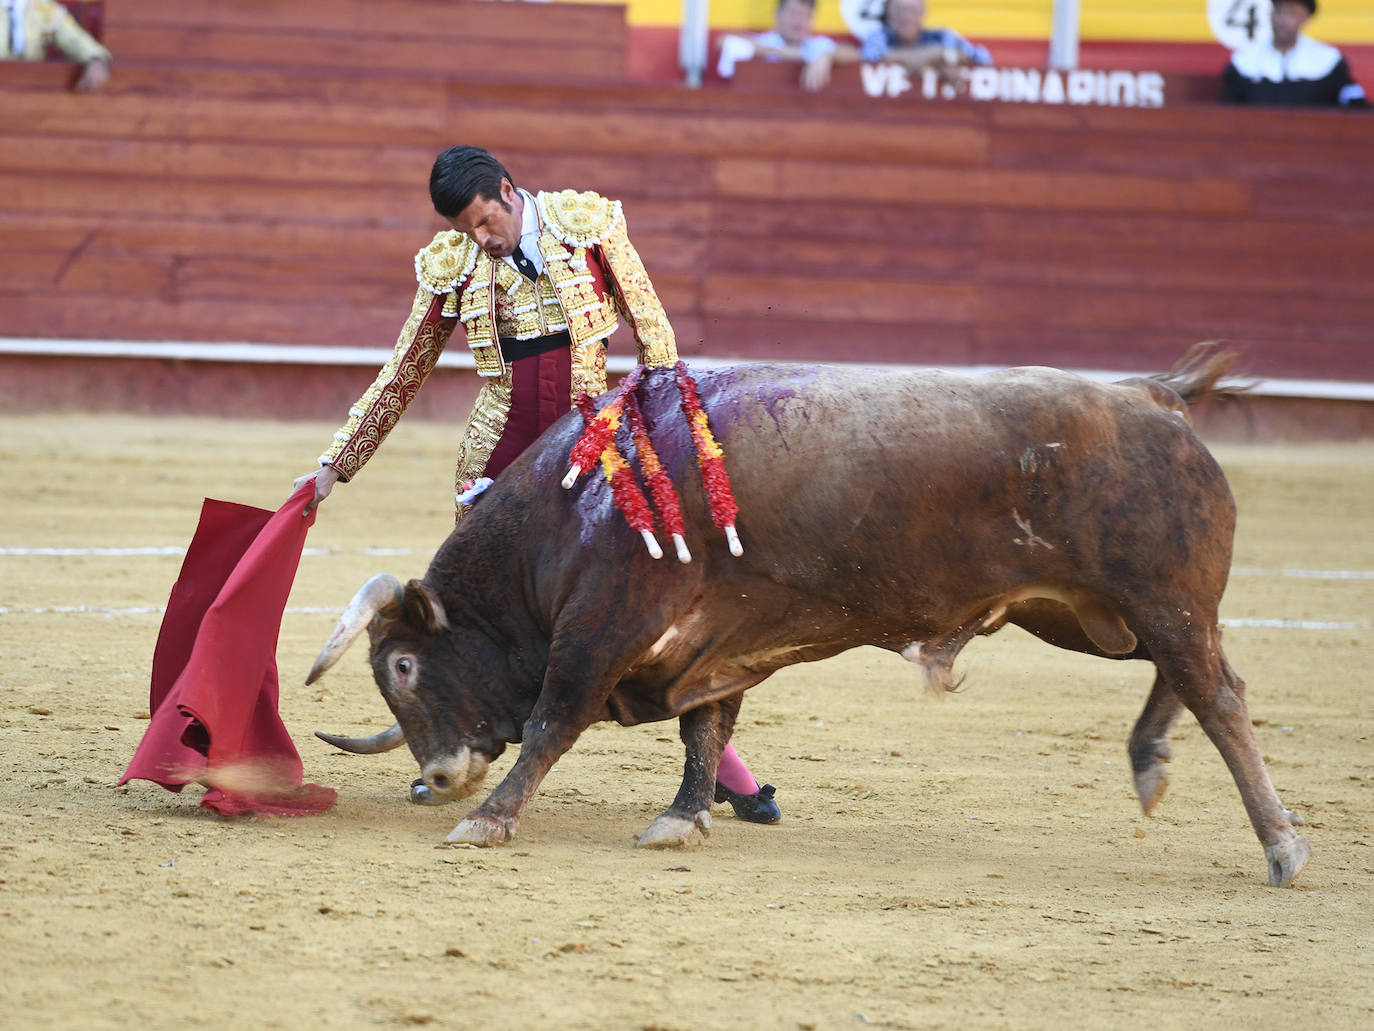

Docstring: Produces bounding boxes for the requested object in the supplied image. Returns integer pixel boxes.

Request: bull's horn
[306,573,404,685]
[314,722,406,754]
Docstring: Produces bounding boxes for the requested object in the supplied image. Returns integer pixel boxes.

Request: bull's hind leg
[1146,624,1310,886]
[1219,657,1306,830]
[636,693,743,849]
[1128,673,1183,815]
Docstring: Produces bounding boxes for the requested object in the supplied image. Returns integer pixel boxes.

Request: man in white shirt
[1221,0,1367,108]
[717,0,856,92]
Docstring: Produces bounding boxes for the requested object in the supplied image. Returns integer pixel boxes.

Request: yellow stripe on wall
[558,0,1374,44]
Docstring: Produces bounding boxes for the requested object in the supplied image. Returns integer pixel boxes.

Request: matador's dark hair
[429,146,517,219]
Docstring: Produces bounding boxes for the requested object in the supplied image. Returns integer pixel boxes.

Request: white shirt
[503,188,544,277]
[717,30,838,79]
[1230,33,1342,84]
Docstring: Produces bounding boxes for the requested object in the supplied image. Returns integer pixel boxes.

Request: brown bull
[308,351,1311,887]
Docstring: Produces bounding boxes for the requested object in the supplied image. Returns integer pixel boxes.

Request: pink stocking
[716,742,760,795]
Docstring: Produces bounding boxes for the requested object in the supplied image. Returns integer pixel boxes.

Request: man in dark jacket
[1221,0,1367,107]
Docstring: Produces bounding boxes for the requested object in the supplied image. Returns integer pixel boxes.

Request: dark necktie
[512,244,538,282]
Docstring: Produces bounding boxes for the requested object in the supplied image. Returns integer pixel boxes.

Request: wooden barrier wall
[2,0,1371,431]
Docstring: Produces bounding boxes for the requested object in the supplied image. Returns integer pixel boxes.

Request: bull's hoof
[635,809,711,849]
[1264,835,1312,887]
[1133,763,1170,816]
[444,813,513,847]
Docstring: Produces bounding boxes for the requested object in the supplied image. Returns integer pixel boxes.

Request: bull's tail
[1149,342,1249,406]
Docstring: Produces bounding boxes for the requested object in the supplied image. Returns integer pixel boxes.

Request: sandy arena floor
[1,413,1371,1030]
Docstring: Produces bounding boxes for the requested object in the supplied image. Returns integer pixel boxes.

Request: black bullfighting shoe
[714,781,781,824]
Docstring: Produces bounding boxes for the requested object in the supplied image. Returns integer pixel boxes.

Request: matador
[303,147,676,517]
[296,146,781,825]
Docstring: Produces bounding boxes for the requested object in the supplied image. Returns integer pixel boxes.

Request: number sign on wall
[1208,0,1274,51]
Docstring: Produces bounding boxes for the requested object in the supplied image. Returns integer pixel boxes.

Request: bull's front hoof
[1264,835,1312,887]
[445,813,513,847]
[635,809,711,849]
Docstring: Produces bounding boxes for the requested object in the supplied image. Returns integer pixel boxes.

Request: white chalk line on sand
[0,605,1366,631]
[0,546,416,557]
[2,553,1369,628]
[0,605,343,616]
[3,549,1372,583]
[1232,567,1374,581]
[1220,618,1369,630]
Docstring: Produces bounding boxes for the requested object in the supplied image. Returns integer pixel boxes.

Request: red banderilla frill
[624,391,691,563]
[571,388,663,560]
[562,365,643,490]
[561,362,743,561]
[673,361,743,556]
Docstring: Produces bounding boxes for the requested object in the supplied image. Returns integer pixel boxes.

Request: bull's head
[308,573,515,803]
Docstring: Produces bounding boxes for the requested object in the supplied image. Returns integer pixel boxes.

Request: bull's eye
[395,657,413,676]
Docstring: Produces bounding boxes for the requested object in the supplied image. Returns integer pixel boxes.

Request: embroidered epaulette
[537,190,623,248]
[415,231,479,295]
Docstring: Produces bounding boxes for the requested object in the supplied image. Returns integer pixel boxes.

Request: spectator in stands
[860,0,991,79]
[1221,0,1367,108]
[2,0,111,90]
[716,0,857,92]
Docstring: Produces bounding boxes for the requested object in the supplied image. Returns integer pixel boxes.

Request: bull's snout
[418,746,490,803]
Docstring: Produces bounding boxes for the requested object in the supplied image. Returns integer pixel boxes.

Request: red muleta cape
[120,486,336,816]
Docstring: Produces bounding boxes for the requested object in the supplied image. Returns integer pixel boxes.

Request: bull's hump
[699,363,1092,411]
[702,365,1098,447]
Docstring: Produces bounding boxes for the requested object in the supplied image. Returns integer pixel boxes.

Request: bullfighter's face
[446,178,523,259]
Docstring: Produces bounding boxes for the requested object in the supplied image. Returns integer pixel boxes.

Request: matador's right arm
[318,233,477,480]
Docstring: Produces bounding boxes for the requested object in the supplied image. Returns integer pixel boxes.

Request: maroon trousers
[483,346,574,479]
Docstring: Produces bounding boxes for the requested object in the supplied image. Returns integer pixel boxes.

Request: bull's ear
[402,579,449,633]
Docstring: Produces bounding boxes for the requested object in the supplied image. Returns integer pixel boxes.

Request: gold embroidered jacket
[1,0,111,63]
[320,190,678,489]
